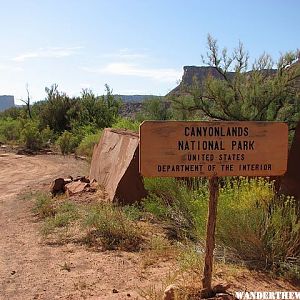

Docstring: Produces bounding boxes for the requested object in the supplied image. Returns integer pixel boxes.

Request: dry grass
[83,203,143,251]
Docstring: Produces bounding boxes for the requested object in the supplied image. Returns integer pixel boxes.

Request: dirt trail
[0,153,171,300]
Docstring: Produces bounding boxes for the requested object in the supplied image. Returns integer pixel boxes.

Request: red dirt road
[0,153,172,300]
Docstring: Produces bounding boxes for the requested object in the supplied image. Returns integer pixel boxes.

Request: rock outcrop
[89,128,147,205]
[0,95,15,112]
[167,62,299,98]
[280,121,300,209]
[167,66,234,97]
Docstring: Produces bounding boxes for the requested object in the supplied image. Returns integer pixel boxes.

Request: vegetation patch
[142,176,300,280]
[76,130,102,158]
[32,192,56,218]
[83,204,143,251]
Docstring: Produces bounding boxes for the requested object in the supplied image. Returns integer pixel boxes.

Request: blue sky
[0,0,299,104]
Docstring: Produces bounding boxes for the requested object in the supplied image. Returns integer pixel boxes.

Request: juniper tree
[172,35,300,129]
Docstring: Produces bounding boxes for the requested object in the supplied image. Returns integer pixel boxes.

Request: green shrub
[122,205,142,221]
[33,193,55,218]
[136,97,172,121]
[71,124,98,140]
[57,201,78,217]
[112,118,140,131]
[276,262,300,282]
[143,177,300,268]
[20,120,43,150]
[217,178,300,264]
[0,118,21,143]
[0,117,54,149]
[76,131,102,158]
[143,177,208,240]
[57,131,79,154]
[40,125,55,146]
[41,201,79,236]
[143,194,169,219]
[84,204,143,251]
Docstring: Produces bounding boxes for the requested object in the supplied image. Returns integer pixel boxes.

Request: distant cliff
[0,95,15,111]
[167,64,299,97]
[167,66,235,96]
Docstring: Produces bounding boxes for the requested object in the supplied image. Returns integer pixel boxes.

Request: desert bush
[84,204,143,251]
[122,205,143,221]
[33,193,55,218]
[40,125,55,146]
[143,177,208,240]
[20,120,43,150]
[19,120,55,150]
[78,85,121,129]
[143,177,300,268]
[112,117,140,131]
[136,97,172,121]
[276,261,300,283]
[70,124,98,140]
[143,194,169,220]
[56,131,79,154]
[0,106,25,119]
[76,130,102,158]
[217,178,300,265]
[41,201,79,235]
[0,116,54,149]
[0,118,22,143]
[37,84,79,133]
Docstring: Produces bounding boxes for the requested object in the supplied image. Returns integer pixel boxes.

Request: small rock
[163,284,179,300]
[112,289,119,293]
[65,181,89,196]
[49,178,65,196]
[11,270,16,275]
[73,176,90,183]
[63,178,73,184]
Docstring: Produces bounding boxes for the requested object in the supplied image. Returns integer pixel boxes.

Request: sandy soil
[0,152,298,300]
[0,153,173,300]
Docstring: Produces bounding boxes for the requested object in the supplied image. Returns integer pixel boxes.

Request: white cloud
[99,49,148,60]
[12,46,82,62]
[82,63,181,83]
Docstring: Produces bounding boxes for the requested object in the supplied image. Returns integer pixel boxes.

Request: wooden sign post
[139,121,288,296]
[202,175,219,293]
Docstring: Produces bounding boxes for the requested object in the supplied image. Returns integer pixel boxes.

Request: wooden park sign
[140,121,288,177]
[139,121,288,296]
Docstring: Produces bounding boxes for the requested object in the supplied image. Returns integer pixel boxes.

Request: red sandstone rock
[280,121,300,209]
[89,128,147,204]
[65,181,89,195]
[73,176,90,183]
